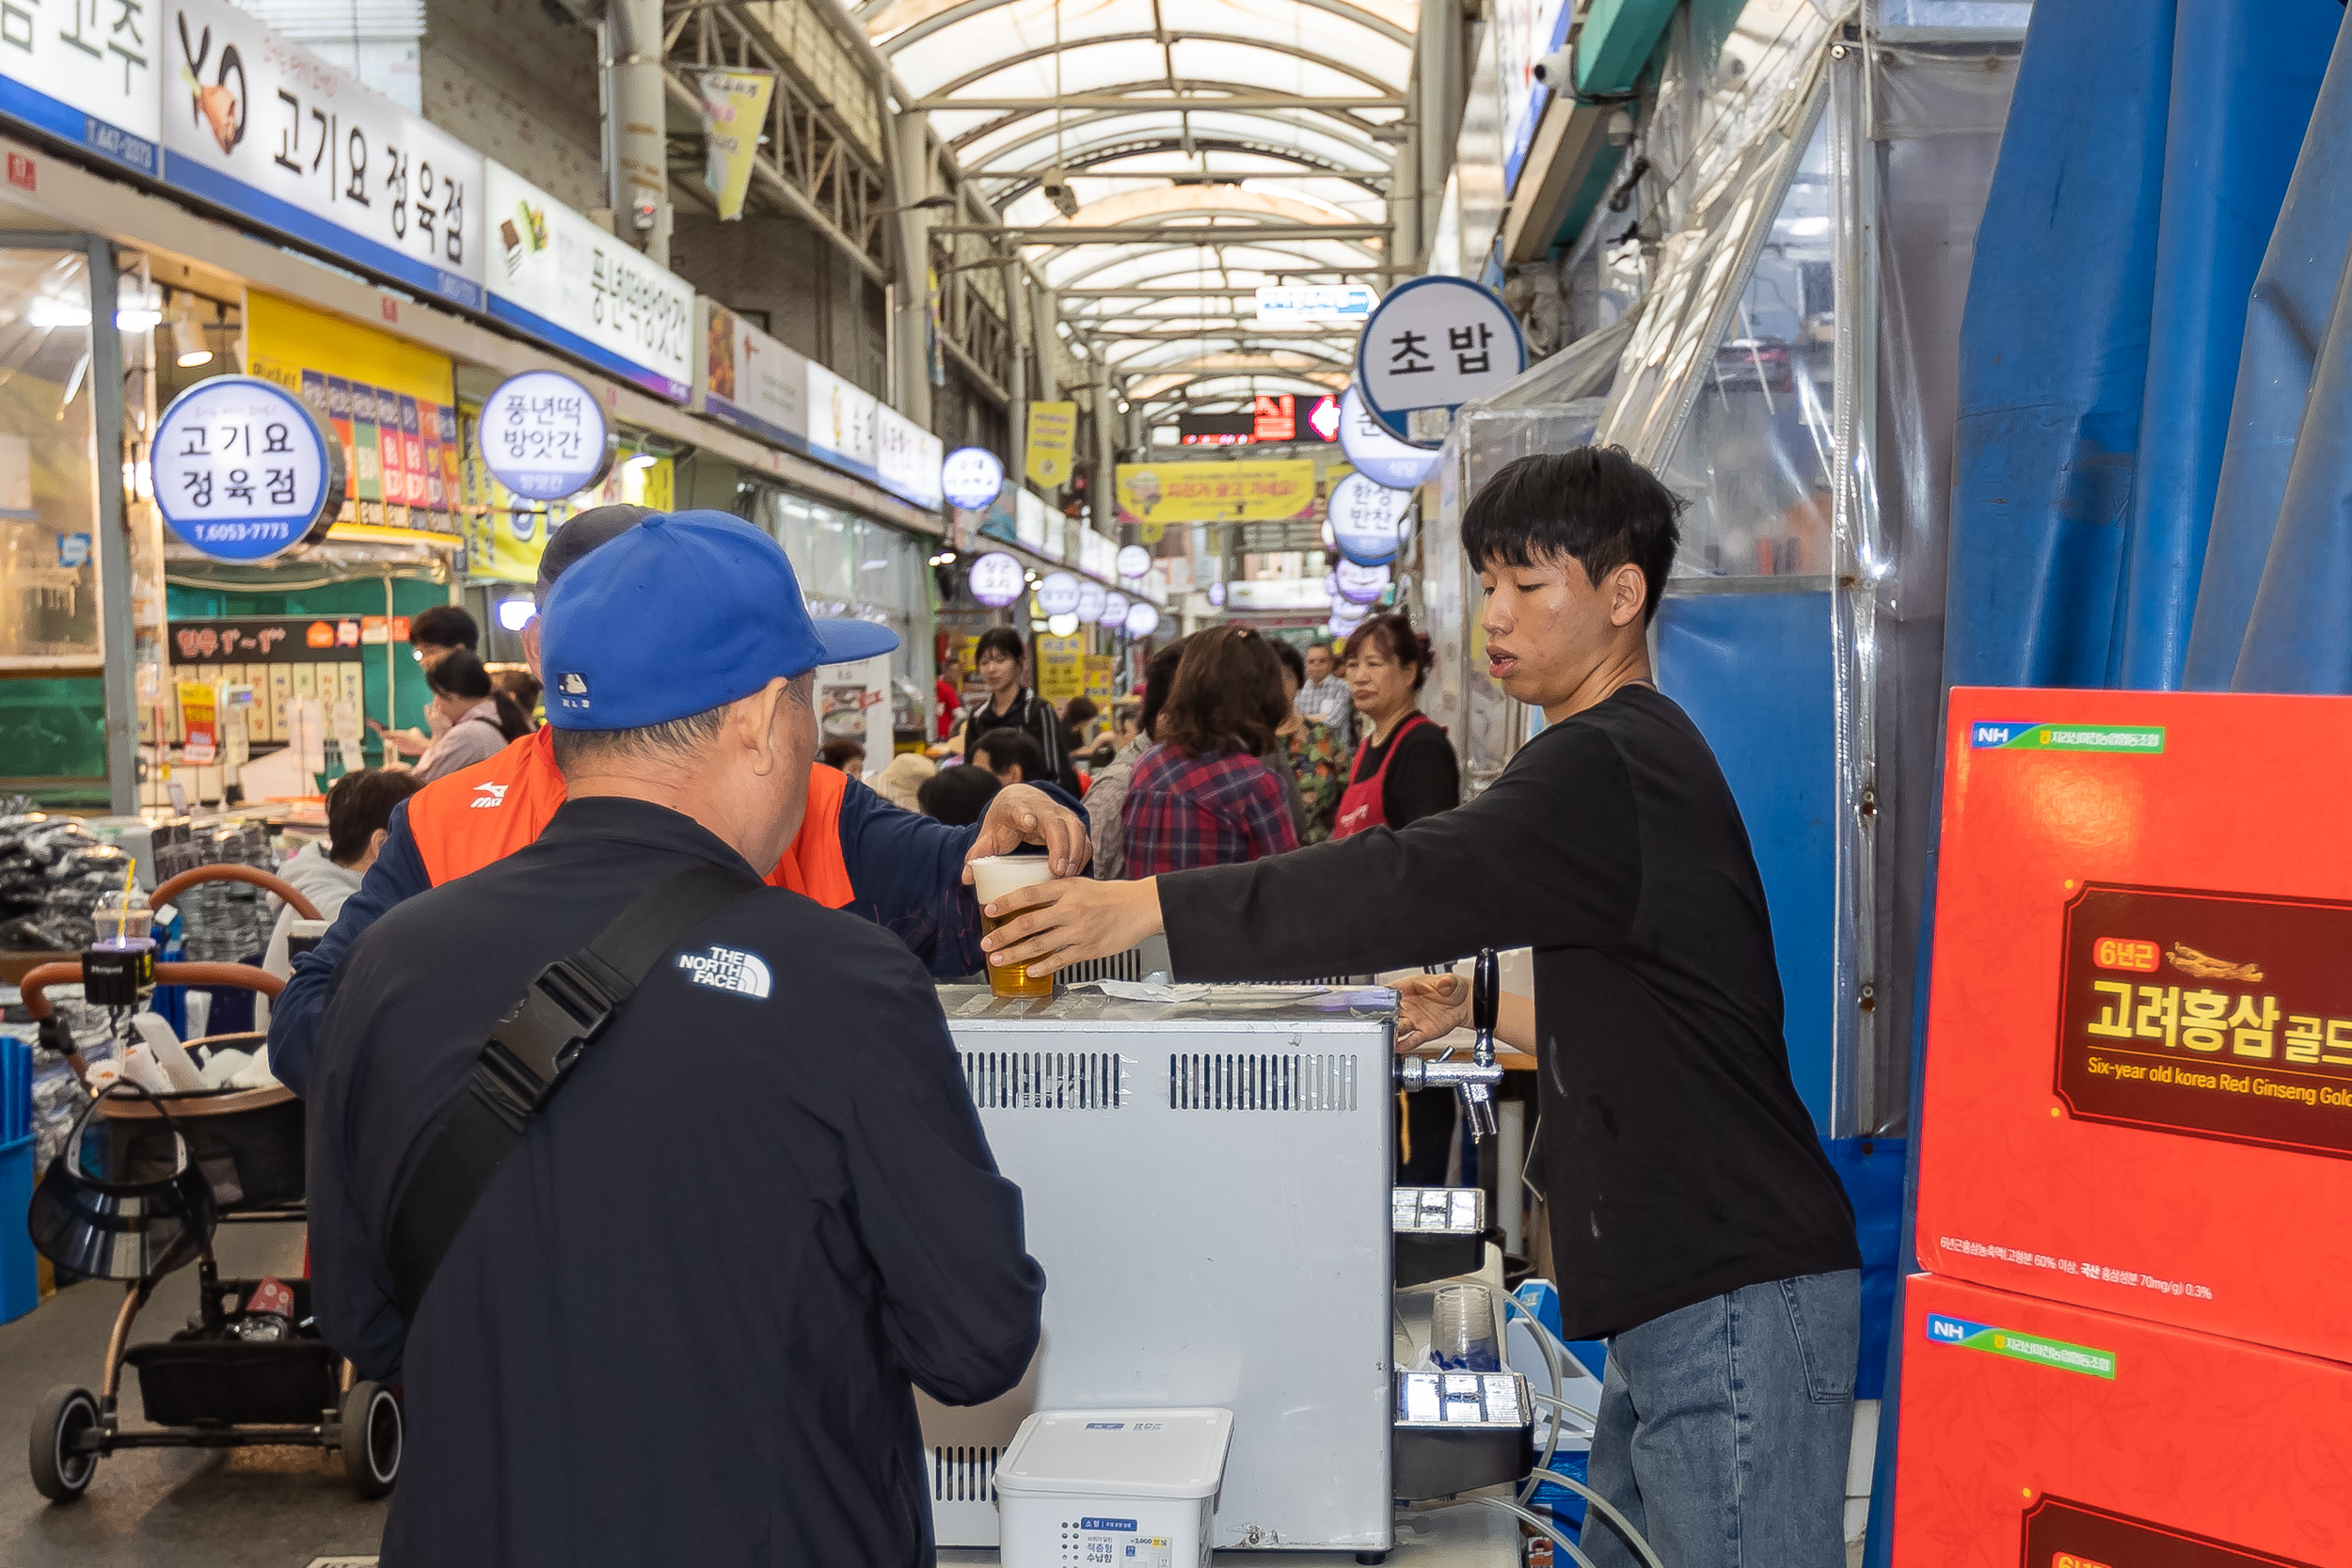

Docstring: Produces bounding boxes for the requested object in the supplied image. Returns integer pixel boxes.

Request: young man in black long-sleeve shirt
[978,447,1861,1568]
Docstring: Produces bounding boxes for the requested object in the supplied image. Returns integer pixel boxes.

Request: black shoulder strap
[384,863,759,1322]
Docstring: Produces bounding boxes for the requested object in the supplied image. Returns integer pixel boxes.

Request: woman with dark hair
[962,626,1078,793]
[414,650,534,783]
[1120,626,1298,877]
[1085,636,1186,879]
[1336,612,1459,838]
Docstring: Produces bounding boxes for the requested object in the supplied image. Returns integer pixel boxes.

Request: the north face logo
[469,783,509,810]
[676,944,771,1000]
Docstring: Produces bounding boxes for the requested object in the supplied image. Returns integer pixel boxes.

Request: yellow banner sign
[246,292,458,533]
[1084,655,1115,702]
[458,412,675,585]
[1115,460,1317,525]
[1025,401,1078,487]
[1036,634,1087,704]
[700,71,777,222]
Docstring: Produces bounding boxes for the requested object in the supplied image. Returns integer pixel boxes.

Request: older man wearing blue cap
[309,514,1045,1568]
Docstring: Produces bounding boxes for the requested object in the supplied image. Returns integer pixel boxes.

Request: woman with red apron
[1332,614,1463,1184]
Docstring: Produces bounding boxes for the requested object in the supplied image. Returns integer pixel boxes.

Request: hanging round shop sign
[1206,581,1227,608]
[152,376,345,563]
[967,551,1026,608]
[1101,590,1131,630]
[941,447,1005,512]
[1327,471,1414,566]
[1338,386,1441,491]
[1116,544,1153,579]
[1037,570,1082,616]
[1075,578,1109,624]
[1354,277,1526,449]
[477,369,618,502]
[1335,560,1391,605]
[1123,601,1161,639]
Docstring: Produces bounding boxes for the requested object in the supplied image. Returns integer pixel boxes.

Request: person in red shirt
[1119,626,1298,876]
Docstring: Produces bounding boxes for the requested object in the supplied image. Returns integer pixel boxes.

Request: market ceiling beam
[914,92,1406,111]
[866,0,1413,55]
[972,167,1395,182]
[924,33,1398,101]
[932,224,1389,243]
[955,105,1390,173]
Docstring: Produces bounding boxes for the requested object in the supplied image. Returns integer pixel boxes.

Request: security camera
[1041,169,1081,219]
[1533,45,1575,89]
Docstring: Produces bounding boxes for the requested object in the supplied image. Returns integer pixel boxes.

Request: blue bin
[0,1132,38,1323]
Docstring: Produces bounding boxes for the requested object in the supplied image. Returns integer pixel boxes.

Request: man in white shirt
[1294,641,1354,738]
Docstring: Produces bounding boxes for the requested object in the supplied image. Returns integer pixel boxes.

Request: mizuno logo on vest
[469,783,509,810]
[677,945,771,999]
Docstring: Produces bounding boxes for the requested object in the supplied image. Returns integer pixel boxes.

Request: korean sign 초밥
[0,0,162,172]
[162,0,485,309]
[1355,276,1527,446]
[484,160,693,403]
[152,374,343,562]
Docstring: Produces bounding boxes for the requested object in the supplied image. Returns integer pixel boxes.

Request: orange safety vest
[404,726,856,907]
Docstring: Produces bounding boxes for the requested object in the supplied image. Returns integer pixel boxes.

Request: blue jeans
[1579,1271,1859,1568]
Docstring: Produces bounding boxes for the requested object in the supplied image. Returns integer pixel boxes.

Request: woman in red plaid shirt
[1120,626,1300,876]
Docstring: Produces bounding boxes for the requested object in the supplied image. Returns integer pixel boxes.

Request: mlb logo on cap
[539,510,898,732]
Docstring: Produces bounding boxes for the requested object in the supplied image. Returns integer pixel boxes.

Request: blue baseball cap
[540,509,899,731]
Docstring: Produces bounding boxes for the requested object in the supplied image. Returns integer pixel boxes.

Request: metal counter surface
[940,1498,1525,1565]
[938,982,1399,1033]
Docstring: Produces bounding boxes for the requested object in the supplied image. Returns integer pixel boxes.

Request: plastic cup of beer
[972,854,1057,1000]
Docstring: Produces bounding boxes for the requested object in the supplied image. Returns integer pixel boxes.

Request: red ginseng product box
[1893,1274,2352,1567]
[1916,689,2352,1362]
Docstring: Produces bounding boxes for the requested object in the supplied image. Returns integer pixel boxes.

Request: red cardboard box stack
[1897,690,2352,1567]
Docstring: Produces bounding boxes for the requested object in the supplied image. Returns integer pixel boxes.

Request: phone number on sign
[185,521,298,546]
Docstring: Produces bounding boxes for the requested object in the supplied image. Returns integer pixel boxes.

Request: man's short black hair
[326,768,423,865]
[1460,446,1684,625]
[409,603,479,651]
[918,764,1001,826]
[973,728,1047,782]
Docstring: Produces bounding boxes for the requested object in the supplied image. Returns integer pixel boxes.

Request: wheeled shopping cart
[15,868,399,1504]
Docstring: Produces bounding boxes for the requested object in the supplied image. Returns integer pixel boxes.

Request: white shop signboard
[484,161,692,403]
[161,0,484,309]
[805,361,879,478]
[876,403,943,512]
[699,301,810,451]
[0,0,162,173]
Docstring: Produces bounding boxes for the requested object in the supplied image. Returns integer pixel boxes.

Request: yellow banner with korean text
[1114,460,1316,526]
[245,292,459,532]
[1025,401,1078,487]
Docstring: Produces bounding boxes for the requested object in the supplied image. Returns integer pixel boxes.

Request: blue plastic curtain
[1943,0,2342,694]
[2186,20,2352,691]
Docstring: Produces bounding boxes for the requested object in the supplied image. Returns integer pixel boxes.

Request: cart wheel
[28,1385,101,1503]
[340,1380,402,1498]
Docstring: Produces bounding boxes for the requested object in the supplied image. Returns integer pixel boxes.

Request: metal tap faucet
[1459,947,1501,1140]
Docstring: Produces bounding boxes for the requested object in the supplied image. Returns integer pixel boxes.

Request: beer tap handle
[1459,948,1501,1140]
[1472,948,1499,1069]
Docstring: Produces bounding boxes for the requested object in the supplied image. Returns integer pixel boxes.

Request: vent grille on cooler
[961,1051,1126,1110]
[929,1445,1001,1501]
[1168,1053,1359,1111]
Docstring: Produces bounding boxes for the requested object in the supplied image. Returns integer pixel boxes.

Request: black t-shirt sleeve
[1160,722,1642,980]
[1382,722,1461,828]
